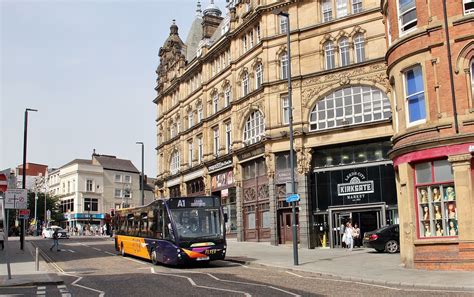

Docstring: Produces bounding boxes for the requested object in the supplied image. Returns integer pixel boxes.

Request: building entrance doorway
[328,204,386,248]
[278,209,299,244]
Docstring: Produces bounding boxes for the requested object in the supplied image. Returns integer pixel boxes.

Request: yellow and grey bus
[113,196,226,265]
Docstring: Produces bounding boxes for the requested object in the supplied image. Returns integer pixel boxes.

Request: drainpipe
[442,0,459,134]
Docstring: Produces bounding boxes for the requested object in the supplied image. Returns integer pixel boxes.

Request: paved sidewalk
[0,237,62,287]
[225,238,474,291]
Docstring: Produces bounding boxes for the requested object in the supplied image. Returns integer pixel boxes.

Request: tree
[26,191,63,226]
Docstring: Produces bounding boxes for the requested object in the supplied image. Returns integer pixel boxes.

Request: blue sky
[1,0,227,177]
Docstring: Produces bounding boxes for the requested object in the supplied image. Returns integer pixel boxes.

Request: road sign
[0,174,7,192]
[19,209,30,219]
[286,193,300,203]
[5,189,28,209]
[0,199,4,221]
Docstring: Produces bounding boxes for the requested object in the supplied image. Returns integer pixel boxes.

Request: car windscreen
[169,208,223,242]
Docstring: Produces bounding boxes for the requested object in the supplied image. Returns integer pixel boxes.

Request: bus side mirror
[224,213,228,223]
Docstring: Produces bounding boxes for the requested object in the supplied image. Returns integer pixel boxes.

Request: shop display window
[415,160,457,238]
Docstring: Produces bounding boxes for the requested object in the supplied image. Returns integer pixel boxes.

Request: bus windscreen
[169,208,223,242]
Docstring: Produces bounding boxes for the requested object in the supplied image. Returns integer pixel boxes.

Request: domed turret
[203,0,221,17]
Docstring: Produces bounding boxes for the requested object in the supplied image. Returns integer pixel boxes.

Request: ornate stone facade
[155,0,392,246]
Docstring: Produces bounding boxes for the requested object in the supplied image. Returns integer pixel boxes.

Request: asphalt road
[1,237,472,297]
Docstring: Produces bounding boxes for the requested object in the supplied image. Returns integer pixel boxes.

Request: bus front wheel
[151,249,158,265]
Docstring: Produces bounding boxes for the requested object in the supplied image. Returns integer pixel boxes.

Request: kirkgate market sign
[337,172,374,202]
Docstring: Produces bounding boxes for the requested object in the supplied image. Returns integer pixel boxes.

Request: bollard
[35,247,39,271]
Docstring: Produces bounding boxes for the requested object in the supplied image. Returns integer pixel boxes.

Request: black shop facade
[310,140,398,248]
[208,159,237,237]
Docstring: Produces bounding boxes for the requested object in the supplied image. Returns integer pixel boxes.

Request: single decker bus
[113,196,226,265]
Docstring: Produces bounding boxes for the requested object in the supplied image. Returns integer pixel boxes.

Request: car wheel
[151,249,158,265]
[385,240,399,254]
[120,243,126,257]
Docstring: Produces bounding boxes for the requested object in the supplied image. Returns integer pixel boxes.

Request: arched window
[324,41,335,70]
[255,63,263,89]
[212,92,219,114]
[242,72,249,97]
[309,86,391,131]
[471,59,474,98]
[170,150,180,175]
[339,37,350,67]
[354,33,365,63]
[280,52,288,79]
[224,85,232,107]
[243,110,265,145]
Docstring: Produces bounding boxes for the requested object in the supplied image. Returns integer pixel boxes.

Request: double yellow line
[30,241,65,273]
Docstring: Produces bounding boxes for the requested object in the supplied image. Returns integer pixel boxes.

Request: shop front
[310,140,398,248]
[275,152,299,244]
[63,213,105,234]
[240,150,270,242]
[209,159,237,236]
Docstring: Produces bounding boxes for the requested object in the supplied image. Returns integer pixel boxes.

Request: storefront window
[415,160,457,238]
[312,141,391,168]
[247,212,256,229]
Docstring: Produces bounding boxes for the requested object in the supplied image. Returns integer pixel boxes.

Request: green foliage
[26,191,63,224]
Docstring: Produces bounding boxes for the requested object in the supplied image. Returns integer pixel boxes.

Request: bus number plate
[196,256,210,261]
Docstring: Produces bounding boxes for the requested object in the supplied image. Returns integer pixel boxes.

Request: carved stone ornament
[296,147,313,175]
[264,152,275,179]
[244,187,257,202]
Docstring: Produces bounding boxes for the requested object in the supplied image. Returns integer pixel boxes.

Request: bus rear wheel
[120,243,126,257]
[151,249,158,265]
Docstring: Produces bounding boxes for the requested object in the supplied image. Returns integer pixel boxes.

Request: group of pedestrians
[341,221,361,251]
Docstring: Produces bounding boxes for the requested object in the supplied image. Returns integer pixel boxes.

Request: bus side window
[127,214,134,234]
[140,213,148,237]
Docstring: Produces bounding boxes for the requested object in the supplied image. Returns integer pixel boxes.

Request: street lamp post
[136,142,145,206]
[273,9,298,265]
[21,108,38,250]
[34,193,38,236]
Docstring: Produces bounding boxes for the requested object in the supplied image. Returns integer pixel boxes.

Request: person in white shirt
[344,222,354,251]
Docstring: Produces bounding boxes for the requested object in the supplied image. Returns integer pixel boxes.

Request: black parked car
[363,224,399,254]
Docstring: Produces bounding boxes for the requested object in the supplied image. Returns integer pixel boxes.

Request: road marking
[67,249,75,253]
[151,267,252,296]
[284,271,474,293]
[57,285,67,289]
[36,291,45,295]
[123,257,147,265]
[37,286,46,290]
[206,273,300,297]
[92,247,102,251]
[62,272,105,297]
[104,251,116,256]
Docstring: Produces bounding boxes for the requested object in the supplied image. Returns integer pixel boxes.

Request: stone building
[47,153,141,229]
[381,0,474,270]
[154,0,395,247]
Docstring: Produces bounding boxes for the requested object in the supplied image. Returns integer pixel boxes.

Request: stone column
[396,163,417,268]
[233,159,244,242]
[297,173,313,248]
[296,147,315,249]
[448,154,473,243]
[265,152,278,246]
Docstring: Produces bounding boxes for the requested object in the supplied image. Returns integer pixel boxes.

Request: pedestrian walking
[353,223,361,248]
[50,229,60,251]
[0,228,5,250]
[344,221,354,251]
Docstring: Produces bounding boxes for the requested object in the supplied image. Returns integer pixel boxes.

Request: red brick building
[16,162,48,190]
[381,0,474,270]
